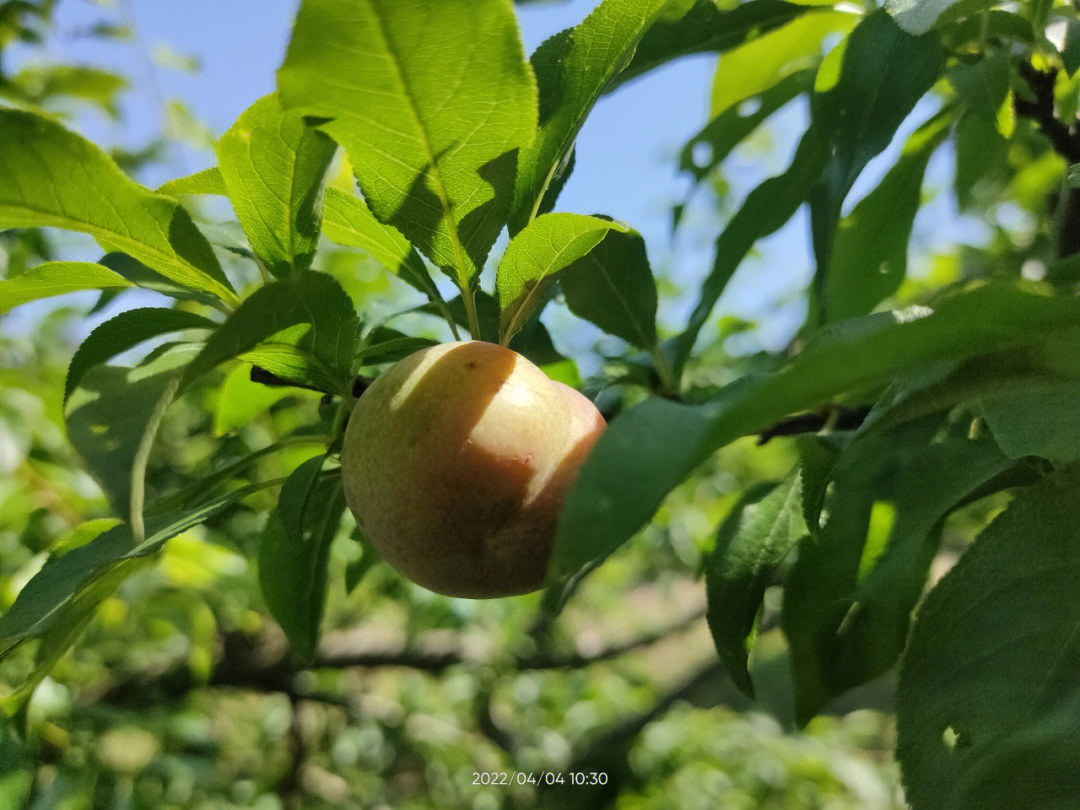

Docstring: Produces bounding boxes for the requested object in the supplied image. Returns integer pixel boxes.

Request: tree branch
[1014,63,1080,164]
[88,608,709,708]
[756,404,870,444]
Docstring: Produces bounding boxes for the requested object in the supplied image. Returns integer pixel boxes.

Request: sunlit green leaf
[157,167,227,197]
[0,262,133,314]
[218,93,336,277]
[322,187,441,299]
[496,213,626,342]
[0,107,238,306]
[709,10,856,118]
[278,0,537,282]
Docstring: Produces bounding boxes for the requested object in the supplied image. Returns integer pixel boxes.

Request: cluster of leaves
[3,0,1080,806]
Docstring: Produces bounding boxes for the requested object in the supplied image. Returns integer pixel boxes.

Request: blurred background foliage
[1,0,1066,806]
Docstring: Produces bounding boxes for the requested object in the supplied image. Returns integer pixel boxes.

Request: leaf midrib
[0,201,237,305]
[366,0,472,286]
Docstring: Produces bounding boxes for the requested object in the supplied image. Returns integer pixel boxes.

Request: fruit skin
[341,341,605,598]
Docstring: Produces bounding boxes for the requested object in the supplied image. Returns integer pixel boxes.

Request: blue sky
[5,0,982,355]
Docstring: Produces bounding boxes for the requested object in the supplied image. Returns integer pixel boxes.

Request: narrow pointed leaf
[65,307,217,403]
[680,69,813,185]
[709,10,856,119]
[496,213,626,342]
[0,108,237,305]
[670,128,828,370]
[781,415,1014,723]
[217,93,336,277]
[65,344,198,515]
[0,262,133,314]
[706,474,806,696]
[322,187,441,298]
[0,479,282,656]
[609,0,818,92]
[510,0,668,232]
[180,271,360,394]
[157,167,227,197]
[260,460,345,659]
[824,114,949,321]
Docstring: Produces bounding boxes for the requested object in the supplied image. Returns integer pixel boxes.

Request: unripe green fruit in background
[341,341,606,598]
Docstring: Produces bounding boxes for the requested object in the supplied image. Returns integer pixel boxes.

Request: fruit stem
[461,284,483,341]
[651,346,679,398]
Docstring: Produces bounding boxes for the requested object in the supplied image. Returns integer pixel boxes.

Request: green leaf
[65,307,217,403]
[1064,19,1080,78]
[706,474,806,697]
[10,65,129,117]
[948,54,1010,116]
[259,460,345,659]
[808,10,945,279]
[65,344,198,515]
[214,363,318,436]
[708,10,856,118]
[322,187,441,299]
[670,128,829,370]
[157,167,227,196]
[609,0,819,92]
[940,691,1080,810]
[0,480,273,657]
[0,261,133,314]
[98,252,223,307]
[823,112,949,321]
[345,536,381,595]
[217,93,336,277]
[180,271,360,394]
[510,0,667,232]
[534,148,575,219]
[559,228,658,349]
[953,111,1007,210]
[816,13,945,171]
[885,0,990,36]
[355,331,441,366]
[0,724,32,809]
[496,213,626,342]
[897,465,1080,810]
[551,283,1080,582]
[680,69,813,185]
[0,107,238,306]
[781,414,1014,723]
[278,0,537,283]
[275,455,330,545]
[1,559,141,716]
[976,379,1080,462]
[240,343,343,393]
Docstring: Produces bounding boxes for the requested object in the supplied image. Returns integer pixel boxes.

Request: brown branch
[88,608,709,708]
[756,404,870,444]
[1015,63,1080,164]
[249,365,328,393]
